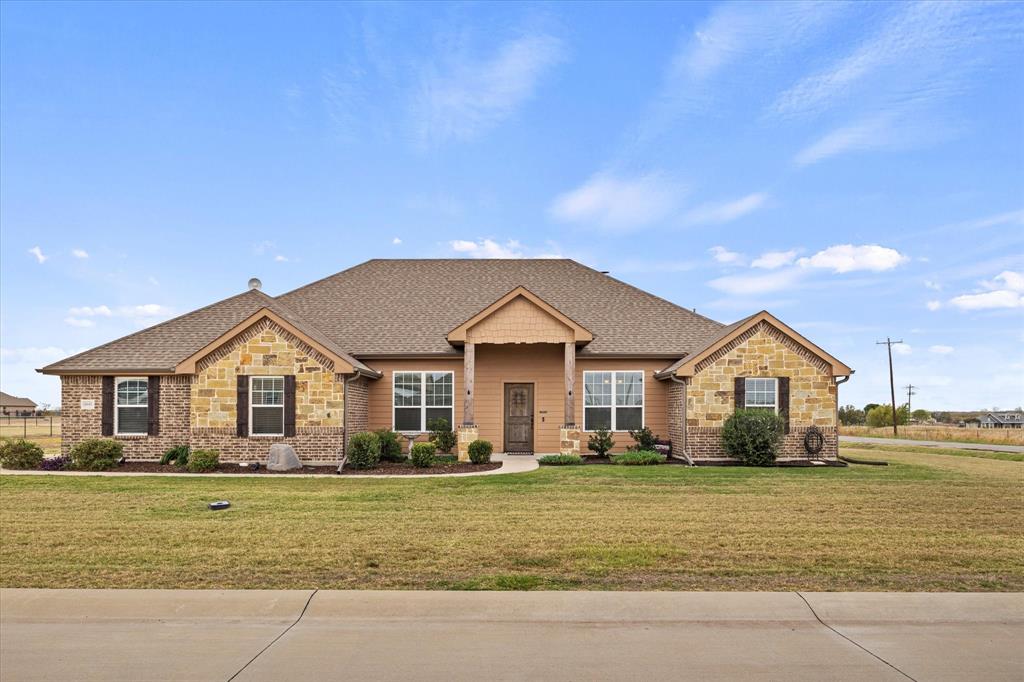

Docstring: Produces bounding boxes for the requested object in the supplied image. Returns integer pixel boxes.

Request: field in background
[841,424,1024,446]
[2,447,1021,592]
[0,417,61,454]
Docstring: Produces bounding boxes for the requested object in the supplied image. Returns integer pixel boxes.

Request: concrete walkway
[2,590,1020,681]
[840,435,1024,453]
[0,453,539,479]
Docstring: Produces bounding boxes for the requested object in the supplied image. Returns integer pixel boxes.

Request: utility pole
[904,384,916,414]
[877,338,903,436]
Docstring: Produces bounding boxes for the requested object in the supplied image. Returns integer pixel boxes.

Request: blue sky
[2,1,1022,411]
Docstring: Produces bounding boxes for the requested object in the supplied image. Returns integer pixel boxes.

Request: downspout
[669,375,695,466]
[833,373,853,461]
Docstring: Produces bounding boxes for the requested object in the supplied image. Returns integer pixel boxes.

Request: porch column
[564,342,575,426]
[463,342,475,425]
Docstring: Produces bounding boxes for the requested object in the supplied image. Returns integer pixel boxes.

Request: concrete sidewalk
[840,434,1024,453]
[1,590,1021,681]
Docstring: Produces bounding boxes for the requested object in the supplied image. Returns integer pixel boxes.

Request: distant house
[0,391,38,416]
[979,412,1024,429]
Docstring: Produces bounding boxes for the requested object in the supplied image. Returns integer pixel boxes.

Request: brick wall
[344,375,370,453]
[667,380,685,455]
[189,427,343,463]
[686,425,838,460]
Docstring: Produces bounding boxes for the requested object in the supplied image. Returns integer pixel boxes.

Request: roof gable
[447,286,593,345]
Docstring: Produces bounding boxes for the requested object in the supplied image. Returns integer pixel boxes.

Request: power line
[876,338,904,437]
[904,384,916,414]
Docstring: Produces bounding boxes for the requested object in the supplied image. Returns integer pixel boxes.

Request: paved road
[840,435,1024,453]
[2,590,1021,681]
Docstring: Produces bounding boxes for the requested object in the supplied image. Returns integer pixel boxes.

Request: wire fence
[0,416,61,439]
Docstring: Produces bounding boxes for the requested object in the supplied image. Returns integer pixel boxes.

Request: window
[583,371,644,431]
[115,378,148,435]
[744,377,778,412]
[251,376,285,436]
[393,371,454,432]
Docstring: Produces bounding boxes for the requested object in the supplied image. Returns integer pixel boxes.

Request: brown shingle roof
[42,259,727,373]
[0,392,38,408]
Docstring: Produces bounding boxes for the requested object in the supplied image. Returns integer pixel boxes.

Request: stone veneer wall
[684,321,838,460]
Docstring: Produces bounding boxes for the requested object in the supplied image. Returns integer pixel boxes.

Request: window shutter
[778,377,790,434]
[101,376,114,436]
[236,375,249,437]
[284,375,296,437]
[147,376,160,436]
[734,377,745,410]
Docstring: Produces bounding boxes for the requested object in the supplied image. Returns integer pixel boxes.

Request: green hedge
[610,451,664,466]
[538,454,583,466]
[375,429,405,462]
[0,438,44,470]
[186,449,219,473]
[410,442,436,468]
[70,439,123,471]
[348,432,382,469]
[468,439,493,464]
[721,409,784,466]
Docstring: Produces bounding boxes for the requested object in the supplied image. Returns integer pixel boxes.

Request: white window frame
[250,375,285,437]
[744,377,779,413]
[114,376,149,436]
[582,370,645,432]
[392,371,455,433]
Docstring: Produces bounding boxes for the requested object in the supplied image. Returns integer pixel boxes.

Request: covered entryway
[503,383,534,454]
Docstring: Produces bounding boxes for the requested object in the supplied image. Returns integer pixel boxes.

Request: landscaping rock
[267,444,301,471]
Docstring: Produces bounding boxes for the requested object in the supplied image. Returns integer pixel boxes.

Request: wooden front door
[503,383,534,453]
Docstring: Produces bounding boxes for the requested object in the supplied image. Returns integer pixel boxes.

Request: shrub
[347,431,381,469]
[468,439,493,464]
[610,450,664,466]
[186,449,219,473]
[434,454,458,464]
[721,409,785,466]
[161,444,189,466]
[587,428,615,457]
[0,438,45,470]
[70,438,123,471]
[428,418,457,454]
[866,404,910,428]
[628,426,659,451]
[410,442,435,468]
[375,429,404,462]
[40,455,71,471]
[538,454,583,466]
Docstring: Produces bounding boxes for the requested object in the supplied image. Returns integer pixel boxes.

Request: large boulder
[267,444,302,471]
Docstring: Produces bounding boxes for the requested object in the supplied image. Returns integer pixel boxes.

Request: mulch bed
[33,460,503,476]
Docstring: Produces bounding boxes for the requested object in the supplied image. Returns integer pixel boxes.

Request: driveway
[840,435,1024,453]
[2,590,1020,681]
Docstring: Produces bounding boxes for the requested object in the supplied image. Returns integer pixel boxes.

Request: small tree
[628,426,659,451]
[587,428,615,457]
[838,405,866,426]
[721,409,784,466]
[863,403,881,415]
[428,418,457,454]
[866,404,910,428]
[911,409,931,422]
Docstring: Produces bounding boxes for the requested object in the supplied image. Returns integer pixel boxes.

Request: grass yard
[842,424,1024,446]
[1,447,1021,592]
[842,441,1024,462]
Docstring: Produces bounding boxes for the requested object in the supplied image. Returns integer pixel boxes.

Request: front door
[504,383,534,454]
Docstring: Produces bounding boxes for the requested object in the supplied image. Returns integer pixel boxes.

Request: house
[979,412,1023,429]
[40,259,853,463]
[0,391,38,416]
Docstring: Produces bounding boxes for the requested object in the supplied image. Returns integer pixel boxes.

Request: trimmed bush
[186,449,219,473]
[70,438,123,471]
[721,409,785,466]
[468,439,493,464]
[40,455,71,471]
[410,442,435,468]
[347,431,381,469]
[538,454,583,466]
[428,418,457,454]
[587,428,615,457]
[161,444,189,466]
[610,450,664,466]
[375,429,404,462]
[628,426,659,451]
[0,438,45,470]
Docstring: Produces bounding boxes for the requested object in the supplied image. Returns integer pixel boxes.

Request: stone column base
[456,424,479,462]
[560,425,582,456]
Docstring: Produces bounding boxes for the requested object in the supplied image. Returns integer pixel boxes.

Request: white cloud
[929,345,954,355]
[752,249,798,270]
[392,237,402,245]
[683,192,768,225]
[274,255,289,262]
[926,300,942,311]
[991,270,1024,293]
[708,268,805,296]
[64,317,95,328]
[449,239,523,259]
[72,249,89,259]
[121,304,170,318]
[892,343,912,355]
[794,115,895,166]
[548,173,682,230]
[68,305,113,317]
[948,271,1024,311]
[28,246,48,264]
[709,246,744,265]
[414,32,564,145]
[797,244,908,273]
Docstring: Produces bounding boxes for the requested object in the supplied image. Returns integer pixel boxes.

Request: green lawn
[1,448,1021,591]
[841,441,1024,462]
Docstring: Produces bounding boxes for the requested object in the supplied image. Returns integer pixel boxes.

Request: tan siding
[576,358,671,451]
[466,296,573,344]
[365,358,464,440]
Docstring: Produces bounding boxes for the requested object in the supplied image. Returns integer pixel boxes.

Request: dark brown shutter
[734,377,745,410]
[778,377,791,434]
[101,376,114,436]
[236,375,249,437]
[284,375,296,437]
[147,376,160,436]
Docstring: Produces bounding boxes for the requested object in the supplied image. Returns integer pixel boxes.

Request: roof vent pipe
[248,278,262,291]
